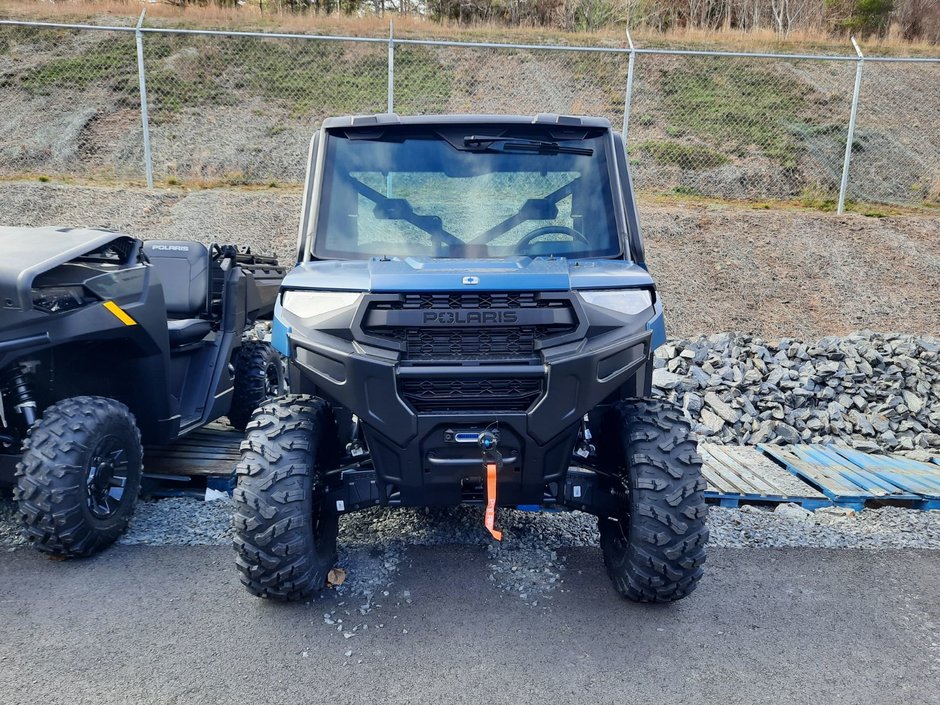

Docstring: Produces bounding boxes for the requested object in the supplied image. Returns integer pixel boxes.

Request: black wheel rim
[84,435,131,519]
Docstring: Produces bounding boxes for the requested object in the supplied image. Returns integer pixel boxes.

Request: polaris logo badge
[151,245,190,252]
[462,276,480,285]
[423,310,518,324]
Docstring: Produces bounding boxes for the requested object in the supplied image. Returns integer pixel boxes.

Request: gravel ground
[1,181,939,339]
[0,496,24,548]
[3,494,938,606]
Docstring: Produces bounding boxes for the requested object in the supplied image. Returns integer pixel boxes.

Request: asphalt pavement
[0,545,937,705]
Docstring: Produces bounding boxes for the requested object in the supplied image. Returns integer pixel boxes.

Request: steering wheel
[517,225,590,249]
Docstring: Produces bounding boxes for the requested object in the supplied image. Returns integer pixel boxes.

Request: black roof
[321,113,612,130]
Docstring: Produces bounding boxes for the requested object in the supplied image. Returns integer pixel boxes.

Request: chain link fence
[141,31,388,183]
[628,54,857,201]
[393,42,628,124]
[0,18,937,209]
[848,60,940,206]
[0,25,143,180]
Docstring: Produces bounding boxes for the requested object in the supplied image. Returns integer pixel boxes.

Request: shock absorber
[4,365,38,427]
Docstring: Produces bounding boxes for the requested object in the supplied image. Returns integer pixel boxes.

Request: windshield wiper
[462,136,594,156]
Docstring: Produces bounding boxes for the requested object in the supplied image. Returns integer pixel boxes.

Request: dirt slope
[0,180,937,339]
[641,201,940,338]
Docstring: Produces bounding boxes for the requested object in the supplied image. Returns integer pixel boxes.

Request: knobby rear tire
[229,341,284,432]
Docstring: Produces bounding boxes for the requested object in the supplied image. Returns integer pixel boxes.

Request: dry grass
[632,24,939,55]
[1,0,938,56]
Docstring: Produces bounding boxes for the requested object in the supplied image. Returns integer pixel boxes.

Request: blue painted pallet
[759,444,940,511]
[816,445,940,510]
[700,444,830,510]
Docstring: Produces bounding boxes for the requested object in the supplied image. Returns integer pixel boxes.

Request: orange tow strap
[485,462,502,541]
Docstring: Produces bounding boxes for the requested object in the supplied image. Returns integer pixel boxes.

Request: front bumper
[287,314,652,506]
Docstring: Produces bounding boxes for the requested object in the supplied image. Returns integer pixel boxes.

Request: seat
[167,319,213,347]
[143,240,212,347]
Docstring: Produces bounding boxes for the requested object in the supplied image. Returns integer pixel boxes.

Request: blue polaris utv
[234,114,708,603]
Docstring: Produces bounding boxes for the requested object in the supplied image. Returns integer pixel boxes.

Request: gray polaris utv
[234,114,708,603]
[0,228,285,557]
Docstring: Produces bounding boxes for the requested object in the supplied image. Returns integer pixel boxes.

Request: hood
[0,227,130,312]
[282,256,655,292]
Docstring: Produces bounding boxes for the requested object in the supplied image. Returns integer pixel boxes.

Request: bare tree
[769,0,812,35]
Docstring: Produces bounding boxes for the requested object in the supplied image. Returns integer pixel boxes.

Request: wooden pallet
[760,444,940,511]
[143,422,242,494]
[700,444,829,509]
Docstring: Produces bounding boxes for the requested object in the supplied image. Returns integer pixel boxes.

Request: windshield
[312,126,623,260]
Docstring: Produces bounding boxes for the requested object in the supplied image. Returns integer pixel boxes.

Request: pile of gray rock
[652,331,940,453]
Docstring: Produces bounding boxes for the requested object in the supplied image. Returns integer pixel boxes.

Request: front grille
[363,291,576,363]
[400,378,542,412]
[386,328,538,362]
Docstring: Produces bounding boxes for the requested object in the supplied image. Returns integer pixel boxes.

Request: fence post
[622,29,636,139]
[135,10,153,190]
[837,36,864,215]
[387,20,395,114]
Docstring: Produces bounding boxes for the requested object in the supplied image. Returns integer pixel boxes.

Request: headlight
[31,285,97,313]
[579,289,653,316]
[280,290,361,319]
